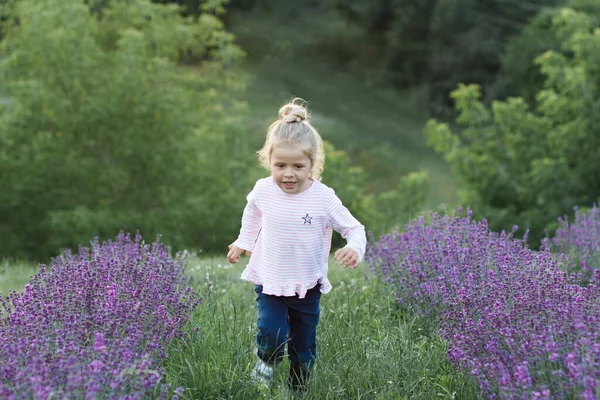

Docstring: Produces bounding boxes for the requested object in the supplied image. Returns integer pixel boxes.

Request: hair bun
[278,99,308,123]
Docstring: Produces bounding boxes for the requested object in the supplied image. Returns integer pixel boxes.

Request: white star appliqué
[302,213,312,225]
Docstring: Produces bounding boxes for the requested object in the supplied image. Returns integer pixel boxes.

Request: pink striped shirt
[233,177,367,298]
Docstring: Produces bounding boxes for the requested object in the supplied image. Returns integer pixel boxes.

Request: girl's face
[270,145,313,194]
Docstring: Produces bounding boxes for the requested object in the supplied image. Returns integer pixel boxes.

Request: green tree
[424,2,600,245]
[490,0,600,103]
[0,0,248,260]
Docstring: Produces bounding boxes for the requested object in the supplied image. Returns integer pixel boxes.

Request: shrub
[0,232,201,399]
[0,0,248,260]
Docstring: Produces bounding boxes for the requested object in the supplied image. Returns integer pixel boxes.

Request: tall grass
[162,257,479,399]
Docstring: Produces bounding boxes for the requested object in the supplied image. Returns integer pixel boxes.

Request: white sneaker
[250,359,274,388]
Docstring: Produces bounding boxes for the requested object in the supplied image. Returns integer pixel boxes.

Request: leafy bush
[491,0,600,103]
[0,232,201,398]
[424,3,600,246]
[0,0,249,260]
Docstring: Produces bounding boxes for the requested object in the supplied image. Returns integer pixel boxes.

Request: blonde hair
[257,98,325,180]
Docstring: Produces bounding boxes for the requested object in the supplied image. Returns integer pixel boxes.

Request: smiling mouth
[283,182,296,189]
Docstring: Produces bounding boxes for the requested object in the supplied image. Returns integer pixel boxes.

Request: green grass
[227,10,460,209]
[0,260,41,295]
[162,256,479,399]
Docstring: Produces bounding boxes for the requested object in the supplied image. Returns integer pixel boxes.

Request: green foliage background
[425,0,600,245]
[0,0,427,261]
[1,0,599,260]
[0,0,251,259]
[225,0,563,115]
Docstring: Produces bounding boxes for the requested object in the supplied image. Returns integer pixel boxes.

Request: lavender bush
[0,232,201,399]
[543,204,600,277]
[367,208,600,399]
[441,257,600,399]
[365,207,532,317]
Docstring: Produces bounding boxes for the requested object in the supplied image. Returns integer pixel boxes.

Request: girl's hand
[334,247,359,269]
[227,244,251,264]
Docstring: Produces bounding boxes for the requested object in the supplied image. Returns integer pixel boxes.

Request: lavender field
[1,205,599,399]
[2,0,599,398]
[0,233,201,399]
[0,239,476,399]
[367,205,600,399]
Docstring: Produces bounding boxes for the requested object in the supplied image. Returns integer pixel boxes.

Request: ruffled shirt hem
[241,267,332,299]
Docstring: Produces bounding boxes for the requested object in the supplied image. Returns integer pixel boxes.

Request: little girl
[227,98,366,394]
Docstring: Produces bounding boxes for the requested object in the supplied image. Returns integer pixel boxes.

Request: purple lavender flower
[367,207,600,399]
[543,204,600,278]
[0,232,202,398]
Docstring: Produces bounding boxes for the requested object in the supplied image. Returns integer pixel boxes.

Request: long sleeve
[232,189,262,252]
[327,192,367,263]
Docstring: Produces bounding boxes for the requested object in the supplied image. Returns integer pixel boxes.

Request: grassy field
[162,256,479,399]
[227,10,460,209]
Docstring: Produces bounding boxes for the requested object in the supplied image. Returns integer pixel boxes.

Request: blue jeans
[254,283,321,390]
